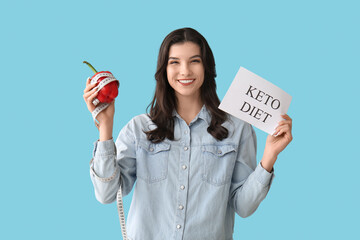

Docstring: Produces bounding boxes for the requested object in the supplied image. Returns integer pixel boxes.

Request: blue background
[1,0,359,239]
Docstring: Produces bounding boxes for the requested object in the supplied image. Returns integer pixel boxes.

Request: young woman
[83,27,292,240]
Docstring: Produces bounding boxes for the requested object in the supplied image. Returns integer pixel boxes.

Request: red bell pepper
[83,61,119,103]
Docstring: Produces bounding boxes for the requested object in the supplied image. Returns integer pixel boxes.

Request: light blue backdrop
[1,0,359,239]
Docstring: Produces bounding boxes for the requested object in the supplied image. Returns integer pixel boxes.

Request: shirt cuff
[90,158,119,182]
[254,162,275,187]
[93,138,116,157]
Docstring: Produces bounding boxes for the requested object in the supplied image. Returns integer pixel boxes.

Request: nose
[180,63,191,76]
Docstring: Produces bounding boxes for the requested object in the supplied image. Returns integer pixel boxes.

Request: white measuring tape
[89,72,128,239]
[90,158,129,240]
[90,72,119,126]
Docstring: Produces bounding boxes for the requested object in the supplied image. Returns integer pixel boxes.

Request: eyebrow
[168,55,201,60]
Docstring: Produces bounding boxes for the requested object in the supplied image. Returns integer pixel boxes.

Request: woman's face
[166,41,204,101]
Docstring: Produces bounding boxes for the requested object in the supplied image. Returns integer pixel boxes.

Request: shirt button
[182,165,187,170]
[184,147,188,151]
[149,147,154,152]
[184,130,188,134]
[217,150,222,154]
[176,224,181,229]
[180,185,185,190]
[179,205,184,210]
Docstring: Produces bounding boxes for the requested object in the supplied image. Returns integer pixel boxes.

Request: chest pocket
[202,144,237,186]
[136,140,171,183]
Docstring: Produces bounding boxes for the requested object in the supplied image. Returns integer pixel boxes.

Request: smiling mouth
[178,79,195,84]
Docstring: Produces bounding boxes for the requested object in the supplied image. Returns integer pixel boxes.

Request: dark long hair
[145,27,228,143]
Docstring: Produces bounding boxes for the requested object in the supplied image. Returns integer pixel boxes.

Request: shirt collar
[172,104,211,125]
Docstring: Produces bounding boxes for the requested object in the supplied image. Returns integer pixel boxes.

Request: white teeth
[179,80,194,83]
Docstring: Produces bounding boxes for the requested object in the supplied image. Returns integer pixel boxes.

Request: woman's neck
[176,94,204,125]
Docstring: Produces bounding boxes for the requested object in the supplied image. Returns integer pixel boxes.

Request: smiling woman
[166,42,204,108]
[146,28,229,143]
[83,27,293,240]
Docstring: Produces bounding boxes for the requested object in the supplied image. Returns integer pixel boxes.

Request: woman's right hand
[83,77,115,139]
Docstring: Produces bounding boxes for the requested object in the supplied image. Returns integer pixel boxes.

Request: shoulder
[222,113,256,143]
[223,113,252,132]
[126,113,149,125]
[120,114,155,140]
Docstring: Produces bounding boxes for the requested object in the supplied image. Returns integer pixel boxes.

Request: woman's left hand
[265,114,293,158]
[261,114,293,172]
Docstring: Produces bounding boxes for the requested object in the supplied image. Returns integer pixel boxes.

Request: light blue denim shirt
[90,105,275,240]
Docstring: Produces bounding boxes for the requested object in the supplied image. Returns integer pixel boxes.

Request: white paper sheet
[219,67,292,135]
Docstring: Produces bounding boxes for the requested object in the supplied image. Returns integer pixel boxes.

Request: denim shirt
[90,105,275,240]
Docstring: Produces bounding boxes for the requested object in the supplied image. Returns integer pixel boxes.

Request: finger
[278,125,293,138]
[85,77,95,89]
[84,83,97,93]
[86,90,99,105]
[83,87,98,99]
[274,124,290,136]
[83,89,98,103]
[275,124,291,130]
[277,120,292,126]
[281,114,292,121]
[273,128,286,137]
[84,82,99,93]
[279,115,292,129]
[85,76,97,85]
[277,127,293,141]
[275,124,290,133]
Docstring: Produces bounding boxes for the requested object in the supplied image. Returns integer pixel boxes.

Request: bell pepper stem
[83,61,98,74]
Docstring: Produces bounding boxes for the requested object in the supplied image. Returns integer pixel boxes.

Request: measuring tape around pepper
[89,72,118,126]
[84,61,120,128]
[85,61,128,240]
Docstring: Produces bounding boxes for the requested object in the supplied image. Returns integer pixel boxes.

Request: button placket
[175,124,190,237]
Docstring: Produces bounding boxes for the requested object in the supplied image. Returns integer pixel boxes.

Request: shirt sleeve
[90,119,137,204]
[228,123,275,218]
